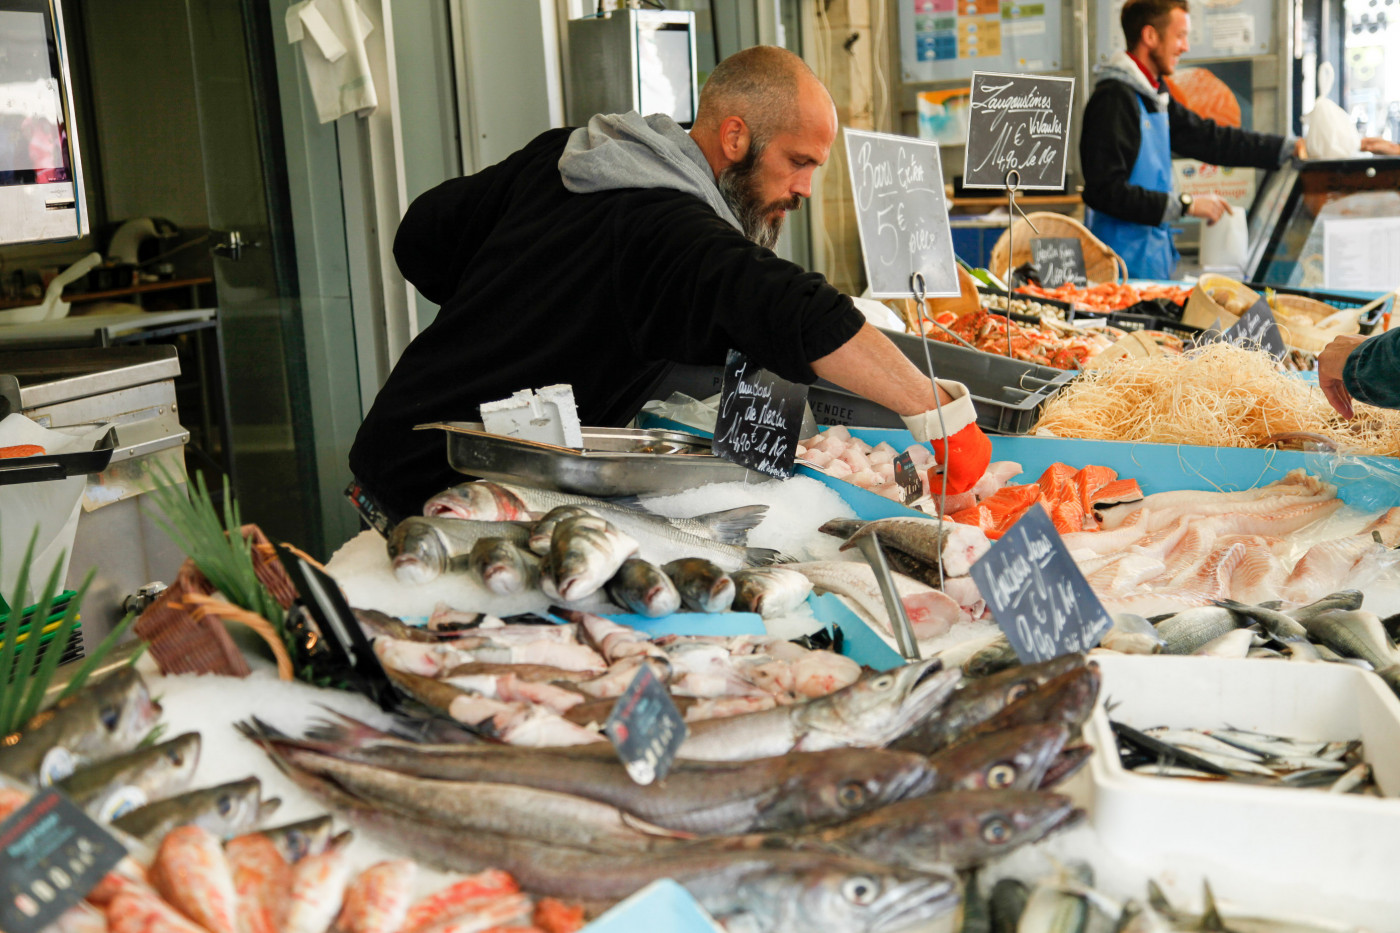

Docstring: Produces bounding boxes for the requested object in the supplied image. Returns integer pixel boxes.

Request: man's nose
[793,169,815,199]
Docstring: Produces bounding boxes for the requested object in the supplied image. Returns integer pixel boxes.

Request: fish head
[152,732,202,788]
[757,857,961,933]
[264,815,335,863]
[389,520,446,584]
[846,790,1082,871]
[985,664,1102,735]
[81,667,162,756]
[423,482,529,521]
[947,654,1087,727]
[933,723,1070,792]
[1038,743,1094,788]
[205,777,265,834]
[776,749,941,829]
[809,659,960,746]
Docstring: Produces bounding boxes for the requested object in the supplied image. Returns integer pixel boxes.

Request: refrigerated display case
[1245,155,1400,290]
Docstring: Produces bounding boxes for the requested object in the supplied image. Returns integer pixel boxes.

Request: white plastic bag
[1304,63,1360,159]
[1198,206,1249,277]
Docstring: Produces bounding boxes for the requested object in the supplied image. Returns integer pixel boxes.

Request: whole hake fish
[819,517,991,577]
[252,714,941,835]
[111,777,265,842]
[678,659,960,761]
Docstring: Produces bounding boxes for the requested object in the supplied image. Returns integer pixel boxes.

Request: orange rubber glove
[899,380,993,496]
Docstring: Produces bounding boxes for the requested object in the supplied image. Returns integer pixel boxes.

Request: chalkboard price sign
[963,72,1075,191]
[1220,298,1287,361]
[604,663,688,785]
[968,506,1113,663]
[844,129,960,299]
[1030,237,1088,288]
[713,350,808,479]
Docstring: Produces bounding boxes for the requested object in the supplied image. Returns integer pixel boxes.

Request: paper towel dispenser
[0,0,88,246]
[566,9,698,128]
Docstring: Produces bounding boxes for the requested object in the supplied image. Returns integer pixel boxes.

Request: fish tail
[744,547,790,566]
[695,505,769,545]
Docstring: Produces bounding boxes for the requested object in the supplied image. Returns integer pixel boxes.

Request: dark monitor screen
[0,0,72,186]
[638,22,694,127]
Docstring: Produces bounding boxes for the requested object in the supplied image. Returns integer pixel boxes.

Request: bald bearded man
[350,46,988,521]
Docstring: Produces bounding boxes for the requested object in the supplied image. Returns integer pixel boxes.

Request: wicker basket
[134,524,296,680]
[989,213,1128,286]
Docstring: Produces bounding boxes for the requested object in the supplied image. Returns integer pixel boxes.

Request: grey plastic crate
[649,329,1075,435]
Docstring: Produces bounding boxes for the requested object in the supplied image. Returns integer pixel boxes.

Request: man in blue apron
[1080,0,1305,280]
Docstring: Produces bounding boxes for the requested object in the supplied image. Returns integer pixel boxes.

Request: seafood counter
[12,418,1400,932]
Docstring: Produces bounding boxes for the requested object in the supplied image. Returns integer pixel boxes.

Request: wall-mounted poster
[917,86,972,145]
[1167,61,1259,209]
[900,0,1063,83]
[1094,0,1273,64]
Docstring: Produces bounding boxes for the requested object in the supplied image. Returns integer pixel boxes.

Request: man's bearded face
[717,142,802,250]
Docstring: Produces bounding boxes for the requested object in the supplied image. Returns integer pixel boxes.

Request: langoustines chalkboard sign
[844,129,960,299]
[713,350,808,479]
[968,506,1113,663]
[963,72,1075,191]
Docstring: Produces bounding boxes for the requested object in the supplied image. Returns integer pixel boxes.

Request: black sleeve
[611,194,865,385]
[1167,99,1288,168]
[1080,83,1169,227]
[393,128,575,304]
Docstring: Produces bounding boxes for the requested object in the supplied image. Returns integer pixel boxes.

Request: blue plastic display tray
[584,880,724,933]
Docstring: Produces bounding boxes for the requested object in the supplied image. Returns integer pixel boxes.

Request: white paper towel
[286,0,377,123]
[0,415,110,607]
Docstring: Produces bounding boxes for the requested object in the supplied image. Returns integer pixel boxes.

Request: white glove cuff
[900,380,978,442]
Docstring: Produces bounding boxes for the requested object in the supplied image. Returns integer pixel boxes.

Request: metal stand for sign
[908,272,948,594]
[1002,169,1041,359]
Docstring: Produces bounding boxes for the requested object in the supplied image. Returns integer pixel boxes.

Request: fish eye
[837,781,867,809]
[165,748,185,766]
[217,794,234,817]
[286,831,308,861]
[981,817,1013,844]
[1006,683,1031,702]
[870,675,894,690]
[842,877,879,905]
[99,705,121,732]
[987,764,1017,789]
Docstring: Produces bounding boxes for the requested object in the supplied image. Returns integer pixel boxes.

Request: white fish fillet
[1099,470,1333,530]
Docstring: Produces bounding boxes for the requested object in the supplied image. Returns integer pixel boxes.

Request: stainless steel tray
[420,422,763,497]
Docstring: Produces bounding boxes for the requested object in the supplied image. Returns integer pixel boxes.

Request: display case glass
[1245,156,1400,291]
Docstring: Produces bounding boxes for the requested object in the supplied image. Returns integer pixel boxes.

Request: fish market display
[57,732,201,822]
[1114,721,1376,791]
[1034,341,1400,456]
[947,462,1144,538]
[796,425,944,504]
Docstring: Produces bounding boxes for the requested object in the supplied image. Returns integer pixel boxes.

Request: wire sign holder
[962,72,1076,357]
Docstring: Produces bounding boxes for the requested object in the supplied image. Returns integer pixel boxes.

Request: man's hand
[1294,137,1309,160]
[1318,333,1368,419]
[1187,194,1233,225]
[1362,137,1400,156]
[901,380,992,495]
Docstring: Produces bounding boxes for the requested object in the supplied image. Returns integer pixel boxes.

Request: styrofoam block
[480,385,583,449]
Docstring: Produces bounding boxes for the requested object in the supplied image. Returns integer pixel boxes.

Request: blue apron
[1087,92,1177,280]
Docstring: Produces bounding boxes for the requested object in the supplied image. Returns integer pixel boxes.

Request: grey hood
[1098,50,1170,112]
[559,111,742,232]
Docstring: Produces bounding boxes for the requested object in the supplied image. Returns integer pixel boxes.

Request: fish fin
[694,505,769,545]
[258,798,282,822]
[1199,882,1228,932]
[617,811,696,841]
[744,547,792,566]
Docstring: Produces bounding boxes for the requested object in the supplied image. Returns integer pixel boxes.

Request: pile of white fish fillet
[1069,469,1400,617]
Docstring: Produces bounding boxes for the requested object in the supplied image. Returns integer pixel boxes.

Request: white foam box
[1083,655,1400,929]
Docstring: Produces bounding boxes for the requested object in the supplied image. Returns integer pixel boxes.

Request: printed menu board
[900,0,1064,83]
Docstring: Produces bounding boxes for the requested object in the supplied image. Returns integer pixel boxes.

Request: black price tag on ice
[713,350,808,479]
[1218,298,1287,361]
[0,790,125,933]
[893,452,924,505]
[964,72,1075,191]
[843,128,960,299]
[603,664,687,785]
[969,507,1112,663]
[1030,237,1087,288]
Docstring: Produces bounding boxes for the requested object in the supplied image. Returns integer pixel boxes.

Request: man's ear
[718,115,751,164]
